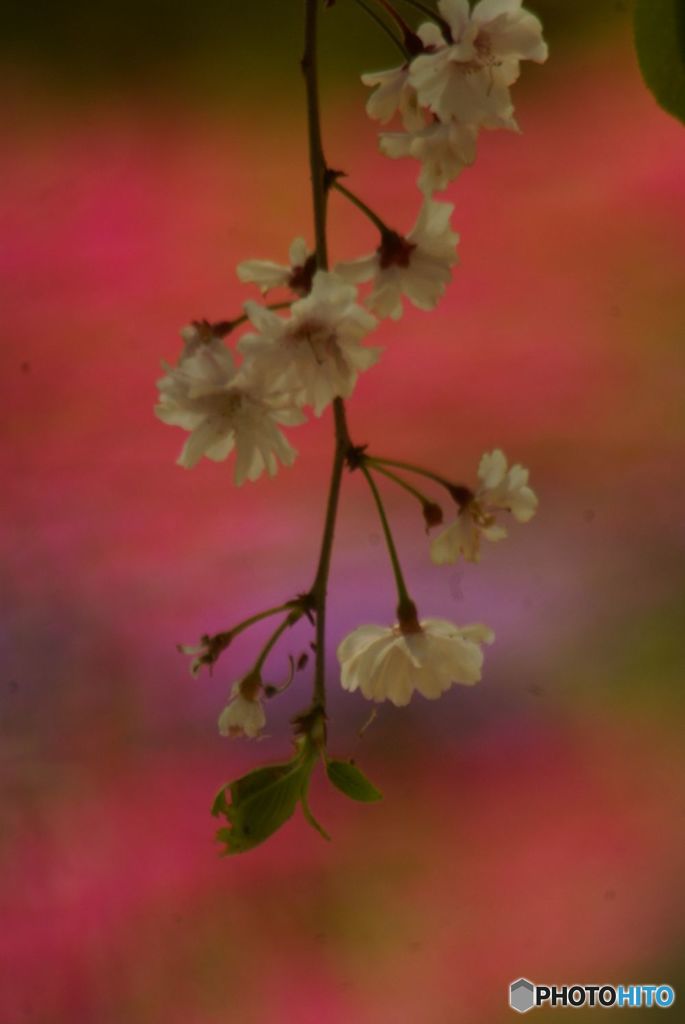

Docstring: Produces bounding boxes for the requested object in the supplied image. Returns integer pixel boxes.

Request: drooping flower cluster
[156,270,379,479]
[336,446,537,709]
[156,0,548,855]
[365,0,548,193]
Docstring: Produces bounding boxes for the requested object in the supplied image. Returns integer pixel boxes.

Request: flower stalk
[331,179,392,236]
[368,461,434,507]
[369,0,424,54]
[350,0,409,59]
[360,463,416,622]
[367,454,469,501]
[253,610,302,674]
[303,0,353,719]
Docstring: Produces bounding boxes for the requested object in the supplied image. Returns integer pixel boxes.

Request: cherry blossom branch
[155,0,547,853]
[303,0,353,725]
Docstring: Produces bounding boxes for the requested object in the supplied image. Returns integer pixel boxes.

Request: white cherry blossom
[155,335,305,483]
[238,270,380,416]
[236,237,315,296]
[408,0,548,129]
[362,22,445,131]
[379,118,478,194]
[430,449,538,563]
[361,66,423,132]
[218,675,266,739]
[335,199,458,320]
[338,618,494,706]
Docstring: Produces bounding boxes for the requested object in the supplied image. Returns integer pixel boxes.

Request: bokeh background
[3,1,685,1021]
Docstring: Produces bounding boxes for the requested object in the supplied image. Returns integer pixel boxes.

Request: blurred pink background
[2,2,685,1021]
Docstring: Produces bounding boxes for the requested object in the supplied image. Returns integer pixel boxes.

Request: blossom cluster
[156,1,546,767]
[156,271,379,483]
[365,0,548,193]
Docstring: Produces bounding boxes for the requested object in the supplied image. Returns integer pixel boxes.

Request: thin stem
[368,454,455,491]
[228,601,298,640]
[371,462,435,506]
[254,614,299,672]
[303,0,329,269]
[332,179,392,235]
[311,398,351,709]
[371,0,422,45]
[360,464,412,607]
[302,0,353,716]
[351,0,410,59]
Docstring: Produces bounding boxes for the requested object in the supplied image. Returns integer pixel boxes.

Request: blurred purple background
[2,2,685,1021]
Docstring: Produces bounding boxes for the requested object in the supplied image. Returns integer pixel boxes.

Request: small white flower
[238,270,380,416]
[379,119,478,195]
[430,449,538,564]
[361,66,424,132]
[335,199,458,320]
[218,675,266,739]
[361,23,444,132]
[408,0,548,129]
[338,618,494,706]
[155,336,305,483]
[236,237,315,296]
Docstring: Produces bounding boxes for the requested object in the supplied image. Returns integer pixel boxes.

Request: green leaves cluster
[213,742,382,854]
[634,0,685,125]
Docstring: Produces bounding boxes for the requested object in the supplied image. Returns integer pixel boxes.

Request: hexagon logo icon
[509,978,536,1014]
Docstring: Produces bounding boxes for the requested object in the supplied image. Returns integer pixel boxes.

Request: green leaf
[211,763,291,819]
[326,759,383,803]
[213,753,322,855]
[634,0,685,124]
[210,785,231,818]
[219,763,306,854]
[229,763,293,805]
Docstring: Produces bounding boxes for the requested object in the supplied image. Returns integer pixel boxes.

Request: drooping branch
[302,0,353,723]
